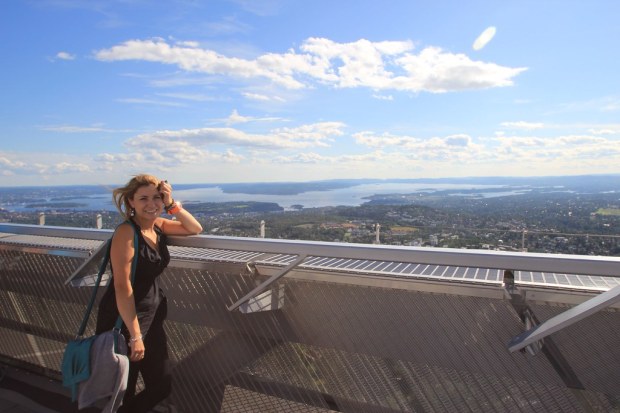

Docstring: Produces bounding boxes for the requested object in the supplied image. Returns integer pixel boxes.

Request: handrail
[1,223,620,278]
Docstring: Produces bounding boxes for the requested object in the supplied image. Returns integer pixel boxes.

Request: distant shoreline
[1,174,619,194]
[1,175,619,213]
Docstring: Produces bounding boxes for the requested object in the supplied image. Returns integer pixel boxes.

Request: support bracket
[228,254,307,312]
[508,284,620,353]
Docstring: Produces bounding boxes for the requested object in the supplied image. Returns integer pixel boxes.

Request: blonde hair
[113,174,160,220]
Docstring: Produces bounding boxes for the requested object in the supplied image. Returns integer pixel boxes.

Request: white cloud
[395,47,524,92]
[155,92,216,101]
[123,122,345,156]
[0,152,92,176]
[95,38,309,89]
[219,109,286,125]
[494,133,620,163]
[55,51,75,60]
[500,121,545,130]
[97,153,138,163]
[3,123,620,184]
[242,92,286,102]
[353,131,474,149]
[39,123,137,133]
[49,162,91,173]
[372,94,394,101]
[94,37,526,93]
[221,149,245,163]
[272,150,385,165]
[349,128,620,169]
[273,152,332,164]
[242,92,270,101]
[271,122,345,145]
[96,145,245,171]
[352,132,482,162]
[88,122,348,172]
[589,128,618,135]
[473,27,497,51]
[226,109,252,125]
[0,155,28,170]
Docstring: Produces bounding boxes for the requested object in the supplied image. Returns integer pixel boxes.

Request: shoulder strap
[114,221,139,330]
[75,221,139,337]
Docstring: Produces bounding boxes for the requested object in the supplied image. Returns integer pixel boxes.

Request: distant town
[1,175,619,256]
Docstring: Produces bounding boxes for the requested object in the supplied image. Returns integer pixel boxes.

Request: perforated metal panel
[0,233,102,253]
[1,230,619,412]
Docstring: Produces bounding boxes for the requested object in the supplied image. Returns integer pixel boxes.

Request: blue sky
[1,0,620,186]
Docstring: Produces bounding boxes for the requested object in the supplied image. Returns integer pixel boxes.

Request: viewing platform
[0,222,619,412]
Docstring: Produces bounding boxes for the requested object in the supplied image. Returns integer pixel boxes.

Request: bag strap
[76,220,139,337]
[114,221,139,330]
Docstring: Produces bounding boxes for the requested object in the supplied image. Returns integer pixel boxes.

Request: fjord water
[3,182,505,212]
[174,183,506,210]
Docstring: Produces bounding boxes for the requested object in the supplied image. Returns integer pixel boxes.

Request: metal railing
[1,223,619,412]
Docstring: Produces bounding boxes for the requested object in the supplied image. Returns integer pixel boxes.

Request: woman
[96,174,202,412]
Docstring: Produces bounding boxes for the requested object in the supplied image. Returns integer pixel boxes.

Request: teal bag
[61,222,138,401]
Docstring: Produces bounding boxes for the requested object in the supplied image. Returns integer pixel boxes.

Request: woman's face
[129,184,163,219]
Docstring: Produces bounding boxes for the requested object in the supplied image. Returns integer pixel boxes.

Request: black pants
[118,300,172,413]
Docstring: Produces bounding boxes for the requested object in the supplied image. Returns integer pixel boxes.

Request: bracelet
[164,198,175,211]
[129,334,143,343]
[167,202,182,215]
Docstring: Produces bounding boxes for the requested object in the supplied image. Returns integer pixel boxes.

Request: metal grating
[298,255,504,284]
[220,386,339,413]
[1,227,620,412]
[0,234,102,253]
[169,245,265,263]
[517,270,620,290]
[528,302,620,399]
[158,270,602,412]
[252,254,620,291]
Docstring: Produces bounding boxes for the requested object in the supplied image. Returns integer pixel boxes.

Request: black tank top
[95,221,171,336]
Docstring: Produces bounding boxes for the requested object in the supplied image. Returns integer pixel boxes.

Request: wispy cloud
[117,97,186,107]
[273,150,387,165]
[155,92,216,101]
[94,36,527,93]
[55,51,75,60]
[372,94,394,101]
[472,27,497,51]
[500,121,545,130]
[227,0,284,16]
[216,109,286,125]
[550,96,620,114]
[203,16,251,35]
[601,99,620,112]
[589,128,619,135]
[39,124,134,133]
[242,92,286,102]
